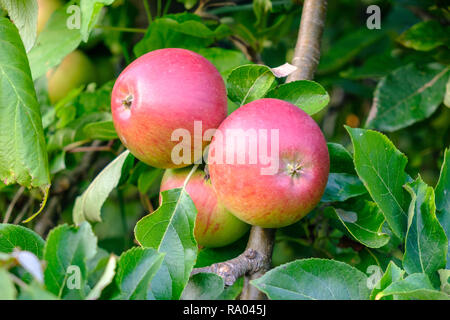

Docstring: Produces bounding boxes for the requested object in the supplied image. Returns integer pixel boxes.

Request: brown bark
[287,0,327,82]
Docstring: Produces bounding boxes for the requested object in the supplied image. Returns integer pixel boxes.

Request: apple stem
[183,164,200,189]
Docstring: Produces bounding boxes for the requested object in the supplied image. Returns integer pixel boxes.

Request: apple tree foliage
[0,0,449,300]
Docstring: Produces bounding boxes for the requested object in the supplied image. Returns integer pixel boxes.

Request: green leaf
[397,20,449,51]
[252,258,370,300]
[403,177,447,278]
[77,80,114,114]
[43,222,97,299]
[0,224,45,258]
[327,200,390,248]
[115,247,165,300]
[28,5,82,80]
[177,0,198,10]
[0,17,50,189]
[181,273,225,300]
[375,273,450,300]
[196,47,250,78]
[436,148,450,268]
[318,29,384,74]
[80,0,115,42]
[444,78,450,107]
[18,281,58,300]
[227,64,276,106]
[253,0,272,25]
[82,120,118,140]
[0,268,16,299]
[47,112,112,152]
[86,247,110,288]
[73,150,131,224]
[346,127,409,239]
[341,51,403,80]
[0,0,38,52]
[436,148,450,214]
[86,254,117,300]
[195,236,248,268]
[135,188,198,300]
[327,143,355,174]
[438,269,450,295]
[321,173,367,203]
[217,277,244,300]
[265,80,329,115]
[370,261,405,300]
[137,167,164,195]
[366,63,449,132]
[134,13,229,57]
[54,86,84,128]
[49,151,66,174]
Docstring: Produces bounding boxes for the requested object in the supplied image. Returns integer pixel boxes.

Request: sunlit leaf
[43,223,97,299]
[327,200,390,248]
[265,80,329,115]
[227,64,275,106]
[397,20,449,51]
[252,258,370,300]
[28,5,82,79]
[0,0,38,51]
[0,17,50,189]
[73,150,132,224]
[80,0,115,42]
[375,273,450,300]
[115,247,165,300]
[135,188,198,300]
[370,261,405,300]
[0,224,45,258]
[346,127,409,239]
[403,177,447,278]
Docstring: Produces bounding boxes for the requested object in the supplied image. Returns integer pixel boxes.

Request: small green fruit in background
[160,167,250,248]
[47,50,96,104]
[37,0,62,34]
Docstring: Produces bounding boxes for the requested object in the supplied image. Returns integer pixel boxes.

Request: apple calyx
[122,94,133,109]
[286,161,303,178]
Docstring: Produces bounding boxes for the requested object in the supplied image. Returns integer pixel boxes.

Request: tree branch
[239,227,275,300]
[191,0,328,300]
[3,186,25,224]
[191,248,265,286]
[34,141,103,236]
[287,0,327,82]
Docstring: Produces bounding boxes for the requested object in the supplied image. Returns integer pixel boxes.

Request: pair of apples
[111,48,329,248]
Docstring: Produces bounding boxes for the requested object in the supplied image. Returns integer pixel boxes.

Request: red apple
[111,48,227,168]
[208,98,329,228]
[160,168,250,248]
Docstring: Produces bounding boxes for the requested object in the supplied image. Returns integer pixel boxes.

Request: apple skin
[37,0,63,34]
[111,48,227,169]
[47,50,96,103]
[208,98,330,228]
[160,167,250,248]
